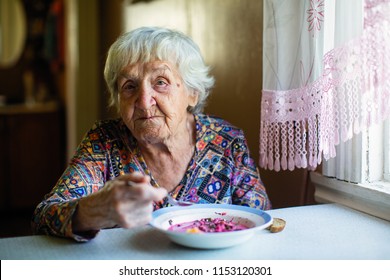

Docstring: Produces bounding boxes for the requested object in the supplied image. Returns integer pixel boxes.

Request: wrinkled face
[117,60,198,144]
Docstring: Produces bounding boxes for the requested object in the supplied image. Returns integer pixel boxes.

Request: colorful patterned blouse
[32,114,271,241]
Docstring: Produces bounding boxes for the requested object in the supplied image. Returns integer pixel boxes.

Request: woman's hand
[72,172,167,233]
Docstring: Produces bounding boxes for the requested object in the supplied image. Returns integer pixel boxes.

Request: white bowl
[150,204,273,249]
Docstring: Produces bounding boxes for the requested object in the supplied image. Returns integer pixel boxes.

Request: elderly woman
[32,27,271,241]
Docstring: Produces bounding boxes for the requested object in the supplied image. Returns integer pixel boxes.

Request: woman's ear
[188,90,199,107]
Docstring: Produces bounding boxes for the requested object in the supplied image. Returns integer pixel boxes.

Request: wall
[124,0,262,160]
[65,0,99,159]
[98,0,126,120]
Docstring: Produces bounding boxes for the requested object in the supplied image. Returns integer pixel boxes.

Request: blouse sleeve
[230,137,272,210]
[31,124,108,242]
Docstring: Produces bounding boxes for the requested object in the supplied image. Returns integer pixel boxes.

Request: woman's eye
[122,82,136,92]
[155,79,167,86]
[154,78,169,92]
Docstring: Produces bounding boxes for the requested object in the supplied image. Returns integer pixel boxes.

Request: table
[1,204,389,260]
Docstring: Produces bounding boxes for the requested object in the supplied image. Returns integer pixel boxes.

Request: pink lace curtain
[260,0,390,171]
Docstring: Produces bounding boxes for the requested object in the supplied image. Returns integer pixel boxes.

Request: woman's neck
[138,113,196,157]
[137,113,196,191]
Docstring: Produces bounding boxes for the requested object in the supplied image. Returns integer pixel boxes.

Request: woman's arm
[72,173,167,234]
[31,128,108,241]
[32,120,167,241]
[230,137,272,210]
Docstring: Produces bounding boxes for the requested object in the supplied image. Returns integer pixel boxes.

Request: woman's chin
[134,127,167,145]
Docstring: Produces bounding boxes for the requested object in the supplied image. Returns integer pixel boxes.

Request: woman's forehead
[119,61,179,78]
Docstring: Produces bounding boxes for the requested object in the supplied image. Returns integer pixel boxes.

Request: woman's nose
[135,84,156,110]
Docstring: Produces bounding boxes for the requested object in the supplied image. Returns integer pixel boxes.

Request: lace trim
[260,1,390,171]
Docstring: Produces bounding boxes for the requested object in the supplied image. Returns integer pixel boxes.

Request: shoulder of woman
[86,118,124,140]
[198,114,244,136]
[91,118,121,129]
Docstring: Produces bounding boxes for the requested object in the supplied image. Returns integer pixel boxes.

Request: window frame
[310,172,390,221]
[384,119,390,182]
[311,119,390,221]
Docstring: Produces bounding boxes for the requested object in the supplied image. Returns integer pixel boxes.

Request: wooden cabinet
[0,102,65,211]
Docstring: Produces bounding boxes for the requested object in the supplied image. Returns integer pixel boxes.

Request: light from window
[362,119,390,184]
[384,119,390,182]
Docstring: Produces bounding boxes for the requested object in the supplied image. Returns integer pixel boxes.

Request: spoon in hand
[167,194,195,206]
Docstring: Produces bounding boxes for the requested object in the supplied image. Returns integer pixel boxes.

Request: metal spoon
[167,194,195,206]
[126,180,195,206]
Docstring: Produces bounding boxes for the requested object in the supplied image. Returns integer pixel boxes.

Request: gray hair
[104,26,215,114]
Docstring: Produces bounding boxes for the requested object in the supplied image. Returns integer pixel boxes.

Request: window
[311,119,390,221]
[363,119,390,184]
[384,120,390,182]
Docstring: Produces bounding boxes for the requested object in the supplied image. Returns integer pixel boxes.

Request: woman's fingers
[112,173,167,202]
[100,172,168,229]
[117,171,150,184]
[130,184,167,202]
[73,172,165,232]
[117,201,154,228]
